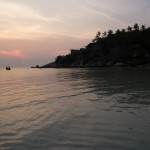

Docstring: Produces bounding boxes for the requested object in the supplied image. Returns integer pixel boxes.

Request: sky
[0,0,150,67]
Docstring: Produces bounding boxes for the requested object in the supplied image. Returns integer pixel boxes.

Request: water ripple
[0,68,150,150]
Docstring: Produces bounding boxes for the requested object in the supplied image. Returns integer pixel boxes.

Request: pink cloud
[0,49,29,58]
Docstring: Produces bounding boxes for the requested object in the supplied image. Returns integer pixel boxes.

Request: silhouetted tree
[122,29,126,33]
[55,55,63,67]
[92,31,101,43]
[96,31,101,37]
[36,65,39,68]
[133,23,139,31]
[141,25,146,31]
[116,29,121,36]
[108,30,113,36]
[127,26,132,32]
[102,32,107,38]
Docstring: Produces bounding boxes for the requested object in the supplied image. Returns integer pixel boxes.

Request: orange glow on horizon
[0,49,30,59]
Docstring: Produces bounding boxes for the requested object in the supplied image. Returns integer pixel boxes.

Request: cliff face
[42,24,150,68]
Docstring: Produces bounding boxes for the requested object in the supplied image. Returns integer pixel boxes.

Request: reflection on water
[0,67,150,150]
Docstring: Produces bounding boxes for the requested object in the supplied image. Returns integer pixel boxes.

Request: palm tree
[102,31,107,38]
[121,29,126,33]
[92,31,101,43]
[127,26,132,32]
[141,25,146,31]
[133,23,139,31]
[116,29,121,35]
[108,30,113,36]
[96,31,101,37]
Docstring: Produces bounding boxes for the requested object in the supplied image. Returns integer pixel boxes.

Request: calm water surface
[0,67,150,150]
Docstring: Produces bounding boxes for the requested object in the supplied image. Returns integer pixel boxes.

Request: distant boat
[6,66,11,70]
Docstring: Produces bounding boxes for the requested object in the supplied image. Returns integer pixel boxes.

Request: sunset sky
[0,0,150,67]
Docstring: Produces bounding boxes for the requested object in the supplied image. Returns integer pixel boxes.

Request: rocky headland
[38,24,150,68]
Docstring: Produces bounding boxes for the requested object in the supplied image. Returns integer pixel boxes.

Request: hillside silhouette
[41,23,150,68]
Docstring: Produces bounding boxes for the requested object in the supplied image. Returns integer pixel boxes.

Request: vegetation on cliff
[42,23,150,68]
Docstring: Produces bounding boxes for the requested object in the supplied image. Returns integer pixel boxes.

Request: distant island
[33,23,150,68]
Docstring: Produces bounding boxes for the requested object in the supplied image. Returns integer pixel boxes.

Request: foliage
[54,23,150,67]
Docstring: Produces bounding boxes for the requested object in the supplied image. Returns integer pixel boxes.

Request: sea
[0,67,150,150]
